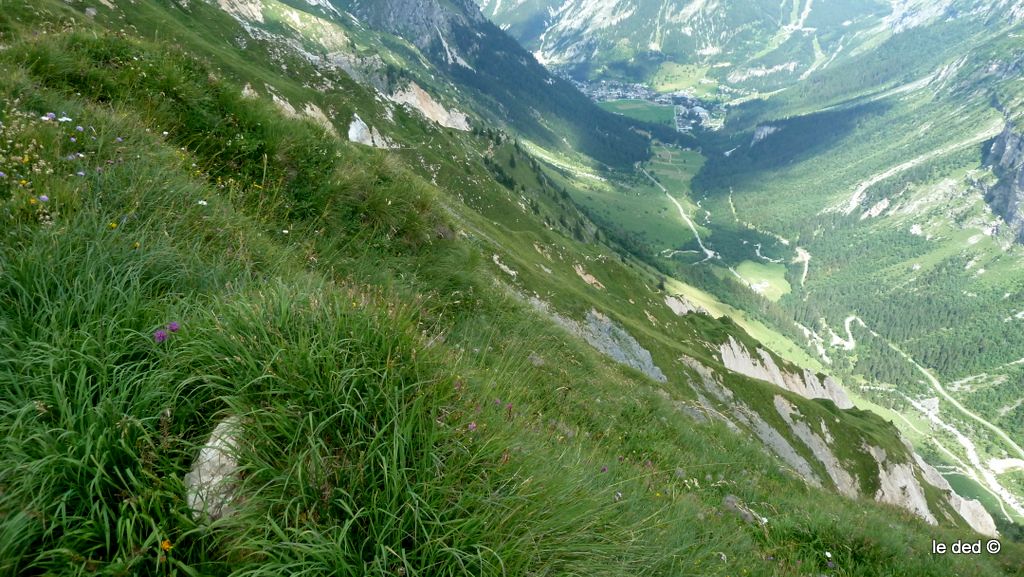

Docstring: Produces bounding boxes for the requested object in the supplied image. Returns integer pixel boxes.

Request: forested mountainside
[0,1,1022,575]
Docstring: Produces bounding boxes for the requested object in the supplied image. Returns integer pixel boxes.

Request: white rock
[866,444,938,526]
[348,114,395,149]
[185,417,241,521]
[492,254,518,278]
[775,396,860,497]
[388,82,470,131]
[664,294,705,316]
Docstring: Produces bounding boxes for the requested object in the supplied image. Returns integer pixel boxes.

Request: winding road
[885,339,1024,461]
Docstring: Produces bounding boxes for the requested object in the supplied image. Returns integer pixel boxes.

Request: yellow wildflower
[160,539,173,552]
[108,222,118,229]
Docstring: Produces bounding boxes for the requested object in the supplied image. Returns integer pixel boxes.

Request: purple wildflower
[69,137,76,143]
[167,321,180,333]
[467,421,477,432]
[494,398,502,406]
[115,137,123,143]
[38,195,49,203]
[75,126,84,132]
[0,171,6,178]
[600,466,608,473]
[153,329,169,343]
[42,113,56,121]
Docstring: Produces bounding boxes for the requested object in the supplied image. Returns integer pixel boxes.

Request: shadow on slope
[694,100,892,195]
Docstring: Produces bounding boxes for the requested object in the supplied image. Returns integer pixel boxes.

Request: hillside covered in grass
[1,1,1023,576]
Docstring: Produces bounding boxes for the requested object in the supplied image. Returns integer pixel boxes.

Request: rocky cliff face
[528,300,668,383]
[985,119,1024,241]
[341,0,484,51]
[719,336,854,409]
[914,453,999,537]
[679,355,996,534]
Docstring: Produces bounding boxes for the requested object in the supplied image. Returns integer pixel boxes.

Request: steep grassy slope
[1,1,1023,575]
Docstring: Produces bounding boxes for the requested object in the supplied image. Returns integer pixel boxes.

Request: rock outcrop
[579,310,666,382]
[185,417,241,521]
[388,82,470,130]
[348,114,395,149]
[681,356,997,536]
[719,336,853,409]
[529,298,666,383]
[664,294,706,316]
[682,357,821,486]
[775,395,859,497]
[913,452,999,537]
[865,444,938,525]
[985,119,1024,241]
[343,0,485,52]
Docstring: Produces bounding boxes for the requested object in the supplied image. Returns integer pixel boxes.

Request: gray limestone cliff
[985,119,1024,241]
[340,0,484,52]
[719,336,853,409]
[528,298,667,383]
[681,355,997,537]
